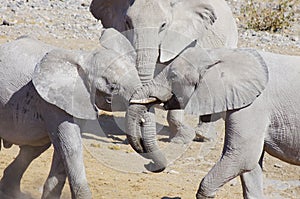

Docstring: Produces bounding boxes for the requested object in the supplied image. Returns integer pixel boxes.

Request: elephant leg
[167,109,195,144]
[42,150,67,199]
[240,152,265,199]
[0,143,51,198]
[196,110,267,198]
[49,120,91,199]
[240,163,265,199]
[195,113,224,141]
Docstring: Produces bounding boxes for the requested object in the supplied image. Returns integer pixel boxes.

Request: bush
[240,0,296,32]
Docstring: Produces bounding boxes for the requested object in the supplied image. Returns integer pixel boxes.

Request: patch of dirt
[1,112,300,199]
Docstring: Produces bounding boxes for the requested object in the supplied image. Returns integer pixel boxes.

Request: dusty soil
[0,0,300,199]
[1,114,300,199]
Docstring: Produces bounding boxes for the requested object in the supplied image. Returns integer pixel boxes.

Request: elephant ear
[99,28,136,64]
[159,2,217,63]
[185,49,269,115]
[32,49,97,120]
[89,0,134,32]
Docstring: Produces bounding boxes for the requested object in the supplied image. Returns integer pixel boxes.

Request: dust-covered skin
[0,0,299,198]
[0,29,141,199]
[90,0,238,144]
[128,46,300,198]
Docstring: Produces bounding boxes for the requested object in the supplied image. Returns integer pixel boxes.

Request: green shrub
[240,0,296,32]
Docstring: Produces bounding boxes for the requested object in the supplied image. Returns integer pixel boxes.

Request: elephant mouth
[94,90,113,112]
[161,94,181,110]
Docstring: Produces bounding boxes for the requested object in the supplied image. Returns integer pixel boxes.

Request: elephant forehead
[128,0,168,26]
[103,58,134,74]
[91,58,137,84]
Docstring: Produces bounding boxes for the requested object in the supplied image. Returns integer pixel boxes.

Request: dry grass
[240,0,297,32]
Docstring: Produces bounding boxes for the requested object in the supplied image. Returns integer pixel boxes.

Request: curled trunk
[126,104,167,172]
[126,66,173,172]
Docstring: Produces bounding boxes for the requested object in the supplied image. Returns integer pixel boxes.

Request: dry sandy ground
[1,1,300,198]
[0,109,300,199]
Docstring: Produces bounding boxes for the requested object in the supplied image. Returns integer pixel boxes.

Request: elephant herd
[0,0,299,199]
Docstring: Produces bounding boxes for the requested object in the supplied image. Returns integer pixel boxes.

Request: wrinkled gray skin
[90,0,238,143]
[128,46,300,198]
[0,29,141,199]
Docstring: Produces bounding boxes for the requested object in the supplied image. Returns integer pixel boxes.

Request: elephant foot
[0,189,31,199]
[0,181,20,199]
[0,190,13,199]
[196,192,215,199]
[169,125,196,144]
[195,122,218,142]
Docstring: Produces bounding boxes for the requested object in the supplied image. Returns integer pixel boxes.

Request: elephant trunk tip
[144,161,166,173]
[141,150,168,173]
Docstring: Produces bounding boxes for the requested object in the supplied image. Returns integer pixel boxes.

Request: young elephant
[0,28,141,199]
[127,45,300,198]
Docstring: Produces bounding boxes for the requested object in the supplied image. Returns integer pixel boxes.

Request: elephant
[126,45,300,198]
[0,28,141,199]
[89,0,238,143]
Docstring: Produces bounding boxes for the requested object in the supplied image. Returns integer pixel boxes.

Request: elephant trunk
[130,67,172,103]
[134,28,160,85]
[126,71,173,172]
[125,104,144,154]
[119,69,143,102]
[126,28,171,172]
[126,104,167,172]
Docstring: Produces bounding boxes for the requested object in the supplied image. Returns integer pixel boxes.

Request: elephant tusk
[94,104,101,114]
[130,97,157,104]
[140,118,146,123]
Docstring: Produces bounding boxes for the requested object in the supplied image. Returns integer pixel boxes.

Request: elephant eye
[109,84,119,94]
[159,22,167,31]
[169,71,177,81]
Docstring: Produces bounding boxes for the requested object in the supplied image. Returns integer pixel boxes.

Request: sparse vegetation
[108,144,121,150]
[240,0,296,32]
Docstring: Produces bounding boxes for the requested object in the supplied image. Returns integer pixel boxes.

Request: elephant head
[90,0,238,84]
[32,28,141,120]
[126,46,269,172]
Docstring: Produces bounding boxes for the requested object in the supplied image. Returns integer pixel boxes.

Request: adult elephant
[127,46,300,198]
[90,0,238,143]
[0,28,141,199]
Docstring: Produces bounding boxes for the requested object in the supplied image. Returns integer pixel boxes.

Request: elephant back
[0,37,55,106]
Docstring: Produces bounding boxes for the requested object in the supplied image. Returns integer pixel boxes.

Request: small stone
[184,157,195,162]
[261,36,272,43]
[2,19,11,26]
[274,163,283,168]
[81,2,89,7]
[167,170,179,174]
[229,178,238,186]
[290,36,299,42]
